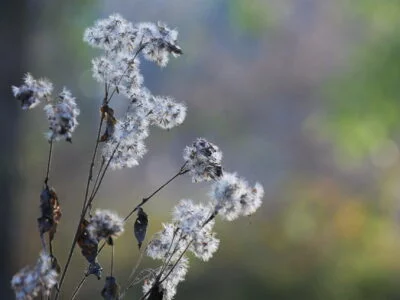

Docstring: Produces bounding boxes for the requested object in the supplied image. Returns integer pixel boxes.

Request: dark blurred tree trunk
[0,0,26,297]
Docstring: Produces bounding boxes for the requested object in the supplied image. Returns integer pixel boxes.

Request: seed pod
[134,208,148,249]
[37,186,62,242]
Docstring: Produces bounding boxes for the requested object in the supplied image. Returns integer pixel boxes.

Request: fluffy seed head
[11,252,58,299]
[210,172,264,221]
[183,138,223,182]
[12,73,53,110]
[44,88,80,142]
[87,209,124,242]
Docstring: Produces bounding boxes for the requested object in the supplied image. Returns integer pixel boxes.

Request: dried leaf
[100,105,117,142]
[51,255,61,274]
[101,276,120,300]
[77,219,99,265]
[134,208,148,249]
[37,186,62,242]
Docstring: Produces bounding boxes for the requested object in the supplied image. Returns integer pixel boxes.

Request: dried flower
[172,199,213,235]
[102,102,149,169]
[142,257,188,300]
[209,172,264,221]
[189,229,219,262]
[91,54,143,98]
[183,138,223,182]
[12,73,53,110]
[11,252,58,299]
[44,88,80,142]
[149,95,186,130]
[139,22,183,67]
[146,223,186,261]
[83,14,138,53]
[87,209,124,243]
[172,199,219,261]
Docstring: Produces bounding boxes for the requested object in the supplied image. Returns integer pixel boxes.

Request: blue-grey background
[2,0,400,299]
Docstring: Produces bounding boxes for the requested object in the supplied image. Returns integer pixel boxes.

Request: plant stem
[86,141,120,205]
[123,162,188,222]
[88,157,105,217]
[44,140,53,186]
[110,243,114,277]
[70,275,87,300]
[140,214,216,300]
[96,163,188,257]
[54,100,106,300]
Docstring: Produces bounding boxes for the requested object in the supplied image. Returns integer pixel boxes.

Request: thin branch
[55,93,107,300]
[125,248,146,286]
[141,214,216,300]
[158,228,181,276]
[81,117,105,214]
[88,157,106,217]
[159,240,192,285]
[110,243,115,277]
[86,141,121,206]
[48,234,53,257]
[124,162,188,222]
[44,139,53,186]
[96,163,188,258]
[70,275,88,300]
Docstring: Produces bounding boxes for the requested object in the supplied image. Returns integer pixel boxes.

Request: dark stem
[70,275,87,300]
[123,163,188,222]
[96,163,189,258]
[158,229,180,276]
[110,243,114,277]
[142,214,216,300]
[44,139,53,186]
[86,141,120,206]
[54,92,108,300]
[48,234,53,257]
[81,119,105,214]
[159,240,192,285]
[88,157,105,217]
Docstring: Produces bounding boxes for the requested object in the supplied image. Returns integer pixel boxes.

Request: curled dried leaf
[134,207,148,249]
[101,276,120,300]
[78,219,102,278]
[37,186,62,242]
[100,105,117,142]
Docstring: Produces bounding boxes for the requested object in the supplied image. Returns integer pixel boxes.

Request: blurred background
[2,0,400,299]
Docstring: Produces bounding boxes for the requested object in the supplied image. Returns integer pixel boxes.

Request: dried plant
[10,13,264,300]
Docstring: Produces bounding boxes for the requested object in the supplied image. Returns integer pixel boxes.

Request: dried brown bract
[100,105,117,142]
[77,219,102,279]
[101,276,120,300]
[37,186,62,242]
